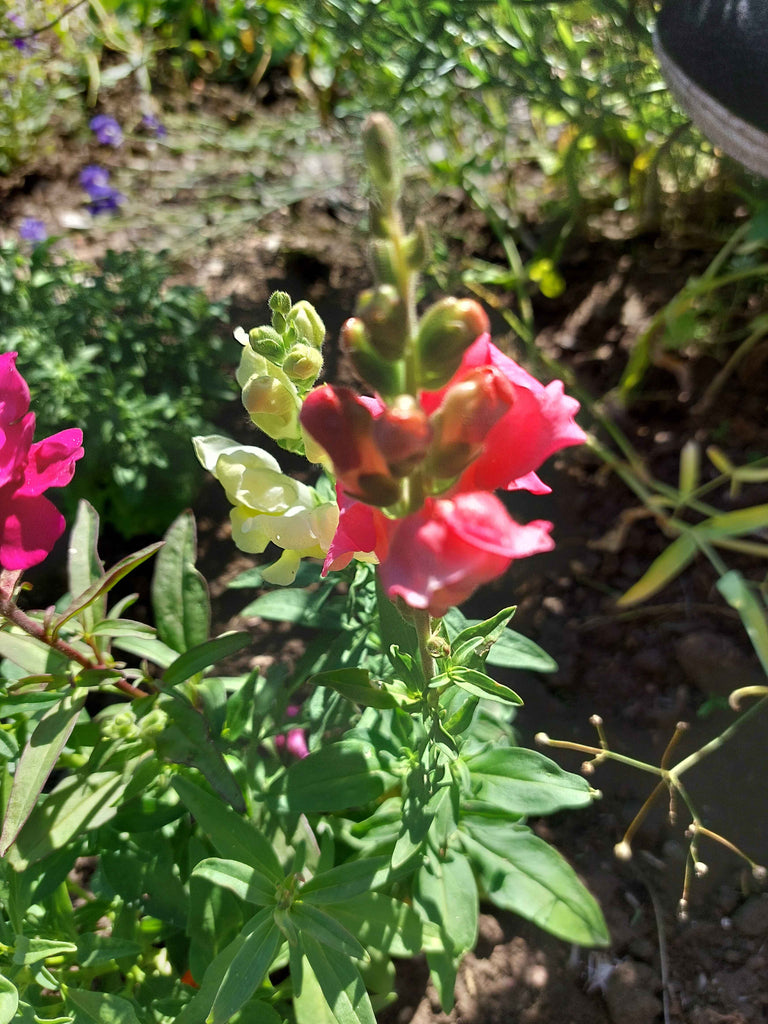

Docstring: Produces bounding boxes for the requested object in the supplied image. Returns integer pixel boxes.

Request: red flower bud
[372,395,431,476]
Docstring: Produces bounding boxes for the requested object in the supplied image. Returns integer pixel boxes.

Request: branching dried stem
[0,0,89,41]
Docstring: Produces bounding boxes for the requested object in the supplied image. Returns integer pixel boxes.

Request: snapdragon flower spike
[0,353,83,570]
[302,333,586,617]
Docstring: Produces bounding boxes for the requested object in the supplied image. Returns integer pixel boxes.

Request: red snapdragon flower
[301,334,586,617]
[0,353,84,570]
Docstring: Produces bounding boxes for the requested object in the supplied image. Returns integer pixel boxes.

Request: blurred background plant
[0,240,232,536]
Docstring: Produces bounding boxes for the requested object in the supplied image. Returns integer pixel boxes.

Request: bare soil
[3,82,768,1024]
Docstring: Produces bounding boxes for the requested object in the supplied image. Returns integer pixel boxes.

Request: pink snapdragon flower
[300,334,586,617]
[274,704,309,759]
[0,353,84,570]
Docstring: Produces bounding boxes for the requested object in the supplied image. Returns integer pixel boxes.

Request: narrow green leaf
[617,533,698,606]
[162,632,251,688]
[152,511,211,654]
[447,667,523,706]
[0,729,17,759]
[67,500,105,634]
[12,936,77,966]
[695,503,768,540]
[485,631,558,672]
[293,953,337,1024]
[239,589,345,629]
[414,848,478,955]
[88,619,155,638]
[717,570,768,675]
[0,630,68,675]
[192,858,278,906]
[300,856,389,904]
[210,909,281,1024]
[171,774,283,880]
[291,904,368,960]
[76,934,142,967]
[463,747,593,815]
[52,542,163,636]
[301,934,376,1024]
[0,974,18,1024]
[330,892,429,958]
[64,987,141,1024]
[112,634,179,668]
[0,692,86,856]
[11,769,125,868]
[450,605,516,661]
[461,823,609,947]
[310,668,397,709]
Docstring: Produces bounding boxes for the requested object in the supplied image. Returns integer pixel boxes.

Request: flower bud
[370,239,399,286]
[356,285,408,360]
[372,395,431,476]
[405,220,430,270]
[417,298,490,388]
[288,300,326,350]
[427,366,515,478]
[341,317,402,396]
[242,375,300,441]
[362,112,400,198]
[282,343,323,383]
[248,325,285,362]
[269,290,292,316]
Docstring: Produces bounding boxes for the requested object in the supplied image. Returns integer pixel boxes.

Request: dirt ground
[3,83,768,1024]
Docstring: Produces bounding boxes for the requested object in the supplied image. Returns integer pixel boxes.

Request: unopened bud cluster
[235,292,326,454]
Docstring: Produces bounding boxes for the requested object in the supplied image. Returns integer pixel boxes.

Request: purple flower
[89,114,123,147]
[141,114,167,139]
[79,165,125,215]
[19,218,47,244]
[7,12,28,50]
[275,704,309,759]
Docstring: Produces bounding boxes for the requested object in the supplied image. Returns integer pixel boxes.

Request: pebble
[732,894,768,937]
[601,959,663,1024]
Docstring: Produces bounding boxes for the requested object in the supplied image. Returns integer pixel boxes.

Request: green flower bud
[355,285,408,360]
[362,112,401,198]
[283,343,323,382]
[417,297,490,389]
[249,325,285,362]
[341,317,402,396]
[269,290,292,316]
[404,220,430,270]
[242,375,301,441]
[287,300,326,349]
[370,239,399,286]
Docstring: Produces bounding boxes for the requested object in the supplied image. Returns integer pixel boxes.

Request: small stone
[601,960,662,1024]
[733,894,768,937]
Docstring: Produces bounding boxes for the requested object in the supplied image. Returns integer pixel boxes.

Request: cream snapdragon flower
[193,434,339,585]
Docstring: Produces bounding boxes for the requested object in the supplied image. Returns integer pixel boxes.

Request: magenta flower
[89,114,123,147]
[275,705,309,759]
[301,334,586,617]
[0,353,83,570]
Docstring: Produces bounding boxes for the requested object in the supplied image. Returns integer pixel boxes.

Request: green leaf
[192,858,278,906]
[696,503,768,540]
[87,619,155,638]
[463,747,594,815]
[152,511,210,653]
[717,570,768,675]
[162,632,251,687]
[444,666,522,706]
[375,575,419,658]
[309,667,398,709]
[75,934,142,967]
[11,769,126,869]
[300,934,377,1024]
[300,856,390,904]
[51,542,163,636]
[274,741,392,813]
[330,892,430,958]
[171,774,283,880]
[112,634,179,668]
[63,987,141,1024]
[414,848,478,955]
[0,691,86,857]
[0,975,18,1024]
[485,631,557,672]
[12,936,77,966]
[461,822,609,947]
[291,904,368,960]
[157,700,245,813]
[239,589,345,630]
[0,630,69,675]
[293,953,337,1024]
[450,605,516,661]
[67,500,105,634]
[617,534,697,606]
[210,909,282,1024]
